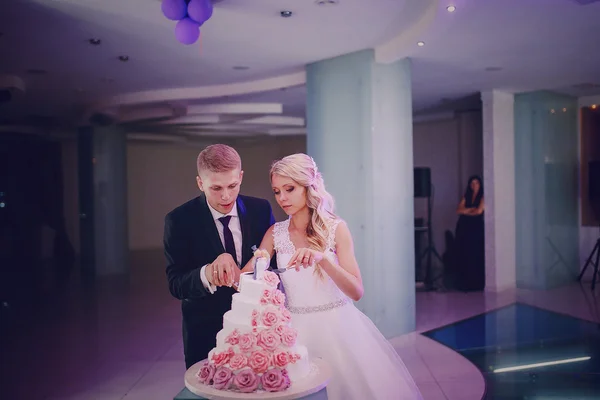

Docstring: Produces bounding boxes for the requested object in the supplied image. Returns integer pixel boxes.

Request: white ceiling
[1,0,600,138]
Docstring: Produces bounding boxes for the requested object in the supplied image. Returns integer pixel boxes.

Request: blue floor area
[423,303,600,399]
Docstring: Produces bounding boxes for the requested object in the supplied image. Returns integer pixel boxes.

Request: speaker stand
[578,236,600,291]
[419,189,444,291]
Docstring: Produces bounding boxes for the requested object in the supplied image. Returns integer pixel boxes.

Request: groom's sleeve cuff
[200,264,217,294]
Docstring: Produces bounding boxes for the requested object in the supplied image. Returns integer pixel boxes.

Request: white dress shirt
[200,201,243,294]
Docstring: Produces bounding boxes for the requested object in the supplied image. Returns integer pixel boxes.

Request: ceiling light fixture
[417,41,425,47]
[88,38,101,45]
[280,10,293,17]
[446,5,456,12]
[118,55,129,62]
[315,0,339,5]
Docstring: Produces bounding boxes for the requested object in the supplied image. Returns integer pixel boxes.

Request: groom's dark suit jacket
[164,194,275,368]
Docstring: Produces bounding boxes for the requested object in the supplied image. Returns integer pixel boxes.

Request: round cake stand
[184,358,331,400]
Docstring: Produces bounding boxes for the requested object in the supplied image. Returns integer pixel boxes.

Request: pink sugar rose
[272,290,286,307]
[252,310,259,318]
[263,271,280,287]
[260,289,272,305]
[280,327,298,347]
[248,350,271,374]
[281,308,292,322]
[213,367,233,390]
[225,329,240,345]
[274,323,286,337]
[273,351,291,368]
[261,368,291,392]
[232,369,259,393]
[239,333,257,352]
[261,309,280,327]
[211,350,230,367]
[257,329,281,352]
[196,361,215,385]
[228,353,248,371]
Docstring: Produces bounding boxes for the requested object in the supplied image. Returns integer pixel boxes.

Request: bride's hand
[287,248,324,271]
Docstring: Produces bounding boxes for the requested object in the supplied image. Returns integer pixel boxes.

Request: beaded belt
[286,297,350,314]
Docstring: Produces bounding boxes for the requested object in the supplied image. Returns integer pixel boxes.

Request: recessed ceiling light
[280,10,293,17]
[417,41,425,47]
[118,55,129,62]
[88,38,101,45]
[446,5,456,12]
[315,0,339,5]
[232,66,249,70]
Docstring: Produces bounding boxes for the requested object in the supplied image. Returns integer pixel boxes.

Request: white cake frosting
[196,256,311,393]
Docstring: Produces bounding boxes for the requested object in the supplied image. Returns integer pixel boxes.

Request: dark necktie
[218,216,238,265]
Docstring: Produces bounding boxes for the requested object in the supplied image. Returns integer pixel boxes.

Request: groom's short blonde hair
[197,144,242,175]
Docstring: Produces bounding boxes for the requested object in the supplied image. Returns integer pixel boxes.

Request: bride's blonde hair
[270,154,337,266]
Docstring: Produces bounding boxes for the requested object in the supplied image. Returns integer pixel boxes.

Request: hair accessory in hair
[309,156,319,177]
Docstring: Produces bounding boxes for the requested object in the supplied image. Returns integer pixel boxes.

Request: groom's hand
[207,253,239,287]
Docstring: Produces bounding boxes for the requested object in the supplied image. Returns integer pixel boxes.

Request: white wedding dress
[273,219,423,400]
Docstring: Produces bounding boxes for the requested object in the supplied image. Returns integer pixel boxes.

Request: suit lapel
[237,196,252,266]
[198,195,225,254]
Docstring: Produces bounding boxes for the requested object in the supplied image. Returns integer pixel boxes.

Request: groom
[164,144,275,369]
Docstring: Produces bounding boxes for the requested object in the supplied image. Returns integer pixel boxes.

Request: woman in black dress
[454,176,485,291]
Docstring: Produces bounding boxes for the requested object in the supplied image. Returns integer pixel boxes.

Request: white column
[481,91,517,292]
[306,50,415,337]
[93,126,129,276]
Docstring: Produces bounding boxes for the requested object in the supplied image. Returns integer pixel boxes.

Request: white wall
[578,95,600,278]
[62,136,306,252]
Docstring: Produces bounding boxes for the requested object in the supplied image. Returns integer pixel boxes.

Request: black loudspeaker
[414,167,431,198]
[589,161,600,218]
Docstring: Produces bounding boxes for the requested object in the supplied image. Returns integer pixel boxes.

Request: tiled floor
[1,250,598,400]
[424,303,600,398]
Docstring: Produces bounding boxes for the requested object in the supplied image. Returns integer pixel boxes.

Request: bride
[240,153,422,399]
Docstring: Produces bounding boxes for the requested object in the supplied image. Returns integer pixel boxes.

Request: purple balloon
[175,17,200,45]
[187,0,213,25]
[162,0,187,21]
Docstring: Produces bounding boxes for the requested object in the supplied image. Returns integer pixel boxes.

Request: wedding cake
[196,250,311,393]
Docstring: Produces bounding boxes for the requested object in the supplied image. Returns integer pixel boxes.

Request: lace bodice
[273,218,349,314]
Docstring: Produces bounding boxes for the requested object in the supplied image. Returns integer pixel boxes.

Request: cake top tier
[253,249,270,281]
